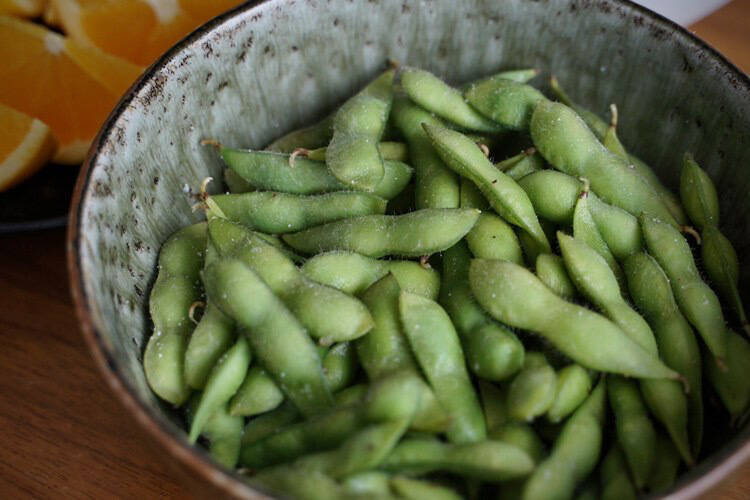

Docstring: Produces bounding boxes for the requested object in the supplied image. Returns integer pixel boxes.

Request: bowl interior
[70,0,750,497]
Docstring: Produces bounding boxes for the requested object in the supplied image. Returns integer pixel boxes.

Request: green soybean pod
[186,398,243,469]
[389,94,460,209]
[702,225,748,331]
[221,148,413,200]
[464,77,546,130]
[548,78,687,225]
[327,69,394,191]
[334,383,368,407]
[209,218,374,344]
[517,218,556,268]
[228,366,283,417]
[322,342,358,393]
[571,196,626,293]
[400,67,503,132]
[547,364,592,423]
[499,150,545,181]
[469,259,680,381]
[422,123,550,253]
[522,379,607,500]
[490,422,546,464]
[607,376,656,489]
[209,191,386,234]
[265,114,334,153]
[641,215,728,364]
[624,252,703,456]
[382,439,534,481]
[189,336,251,442]
[399,291,487,443]
[536,254,578,301]
[144,222,206,406]
[506,354,558,422]
[282,208,480,258]
[357,275,451,432]
[223,167,253,193]
[680,152,719,229]
[440,242,525,381]
[205,259,333,417]
[301,250,440,299]
[241,402,300,446]
[517,169,583,224]
[587,194,643,261]
[558,232,655,353]
[248,467,343,500]
[342,471,393,497]
[600,445,638,500]
[465,212,524,264]
[706,329,750,423]
[390,476,462,500]
[184,302,236,390]
[530,100,677,226]
[491,67,540,83]
[479,380,508,431]
[305,141,408,163]
[459,176,490,211]
[647,433,682,493]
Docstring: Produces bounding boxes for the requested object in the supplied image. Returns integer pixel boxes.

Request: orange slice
[0,16,143,164]
[0,0,47,17]
[52,0,245,66]
[0,103,57,191]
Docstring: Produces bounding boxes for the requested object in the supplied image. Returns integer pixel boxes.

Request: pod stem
[188,301,206,325]
[200,138,222,150]
[680,225,702,245]
[578,177,591,198]
[477,142,490,158]
[289,148,311,167]
[609,103,619,129]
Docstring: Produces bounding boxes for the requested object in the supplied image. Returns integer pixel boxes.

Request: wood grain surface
[0,2,748,498]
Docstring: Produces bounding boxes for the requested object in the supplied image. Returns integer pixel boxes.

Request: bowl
[67,0,750,497]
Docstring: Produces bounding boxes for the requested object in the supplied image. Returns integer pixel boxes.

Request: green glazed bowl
[68,0,750,497]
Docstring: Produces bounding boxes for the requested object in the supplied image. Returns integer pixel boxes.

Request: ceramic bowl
[67,0,750,497]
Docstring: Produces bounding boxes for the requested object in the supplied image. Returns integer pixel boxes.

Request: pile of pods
[143,65,750,499]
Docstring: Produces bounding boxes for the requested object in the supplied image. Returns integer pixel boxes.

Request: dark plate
[0,163,80,234]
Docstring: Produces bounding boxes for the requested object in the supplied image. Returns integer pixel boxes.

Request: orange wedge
[52,0,245,66]
[0,16,143,164]
[0,103,57,191]
[0,0,47,17]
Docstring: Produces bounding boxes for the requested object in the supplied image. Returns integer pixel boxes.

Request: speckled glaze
[68,0,750,498]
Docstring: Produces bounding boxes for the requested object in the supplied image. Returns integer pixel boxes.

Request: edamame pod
[189,336,251,442]
[282,208,480,258]
[465,212,524,264]
[479,380,508,431]
[399,291,487,443]
[522,380,607,500]
[304,141,408,163]
[441,242,527,380]
[400,67,503,132]
[301,250,440,299]
[547,364,592,423]
[265,114,334,153]
[647,433,682,493]
[489,422,546,464]
[382,439,534,481]
[706,329,750,423]
[423,124,551,252]
[600,445,637,500]
[210,190,386,234]
[680,152,719,228]
[536,254,577,301]
[641,215,728,364]
[530,100,677,226]
[186,398,243,469]
[241,402,300,446]
[144,222,206,406]
[185,302,236,390]
[506,355,557,422]
[357,275,451,432]
[498,149,545,181]
[327,69,394,191]
[204,259,333,416]
[571,197,626,293]
[390,94,461,209]
[518,169,582,224]
[322,342,358,393]
[229,366,284,417]
[221,148,413,199]
[469,259,680,380]
[390,476,462,500]
[209,218,374,344]
[702,225,748,331]
[464,77,546,130]
[607,376,656,489]
[460,177,490,211]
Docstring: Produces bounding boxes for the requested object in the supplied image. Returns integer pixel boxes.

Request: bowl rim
[66,0,750,498]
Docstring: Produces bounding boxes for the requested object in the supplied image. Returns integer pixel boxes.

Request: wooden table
[1,2,748,498]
